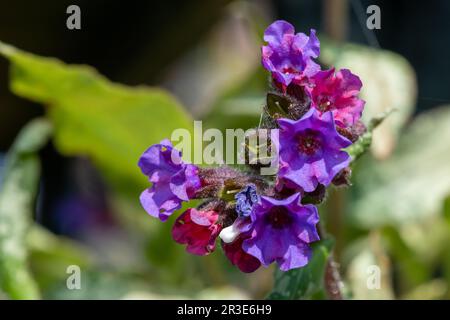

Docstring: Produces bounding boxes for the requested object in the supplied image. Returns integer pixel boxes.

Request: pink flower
[222,236,261,273]
[172,208,222,255]
[307,68,365,128]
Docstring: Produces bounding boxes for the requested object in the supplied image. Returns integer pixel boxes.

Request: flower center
[235,184,259,217]
[297,130,322,155]
[317,96,333,112]
[265,206,292,229]
[281,66,298,75]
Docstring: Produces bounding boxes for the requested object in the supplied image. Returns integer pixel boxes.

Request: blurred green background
[0,0,449,300]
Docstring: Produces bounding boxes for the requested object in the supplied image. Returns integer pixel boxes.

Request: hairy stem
[318,222,343,300]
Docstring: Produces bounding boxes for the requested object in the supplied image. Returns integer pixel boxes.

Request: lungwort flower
[138,139,201,221]
[137,19,368,274]
[242,193,320,271]
[307,68,365,128]
[278,108,352,192]
[172,208,222,256]
[261,20,320,87]
[222,236,261,273]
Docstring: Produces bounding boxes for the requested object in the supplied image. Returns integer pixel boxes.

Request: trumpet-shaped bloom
[277,109,352,192]
[307,68,365,128]
[261,20,320,87]
[242,193,320,271]
[222,236,261,273]
[172,208,221,255]
[138,140,201,221]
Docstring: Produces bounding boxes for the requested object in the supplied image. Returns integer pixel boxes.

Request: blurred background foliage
[0,0,449,299]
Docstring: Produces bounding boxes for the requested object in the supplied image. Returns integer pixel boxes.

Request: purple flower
[261,20,320,87]
[235,184,260,217]
[307,68,365,128]
[277,109,352,192]
[242,193,319,271]
[138,139,201,221]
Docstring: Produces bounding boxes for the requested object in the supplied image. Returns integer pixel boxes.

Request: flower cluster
[138,20,365,272]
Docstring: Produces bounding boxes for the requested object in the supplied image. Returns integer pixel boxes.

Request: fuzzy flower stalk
[138,20,368,281]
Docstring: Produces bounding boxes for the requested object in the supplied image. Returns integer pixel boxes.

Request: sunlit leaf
[346,232,394,299]
[402,279,447,300]
[444,196,450,228]
[0,41,209,291]
[204,68,266,131]
[381,226,430,290]
[0,118,52,299]
[45,271,131,300]
[347,109,394,160]
[349,106,450,228]
[27,225,94,293]
[0,41,193,200]
[320,40,417,159]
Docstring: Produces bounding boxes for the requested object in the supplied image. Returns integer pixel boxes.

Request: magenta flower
[172,208,222,256]
[138,139,201,221]
[242,193,319,271]
[277,109,352,192]
[222,236,261,273]
[307,68,365,128]
[261,20,320,87]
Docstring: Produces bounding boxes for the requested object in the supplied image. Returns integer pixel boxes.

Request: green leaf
[381,226,430,290]
[0,42,231,290]
[347,109,394,160]
[0,41,193,199]
[320,40,416,159]
[0,118,52,299]
[401,279,448,300]
[267,239,333,300]
[44,271,131,300]
[26,225,94,293]
[349,106,450,228]
[444,196,450,228]
[204,68,266,132]
[346,233,394,299]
